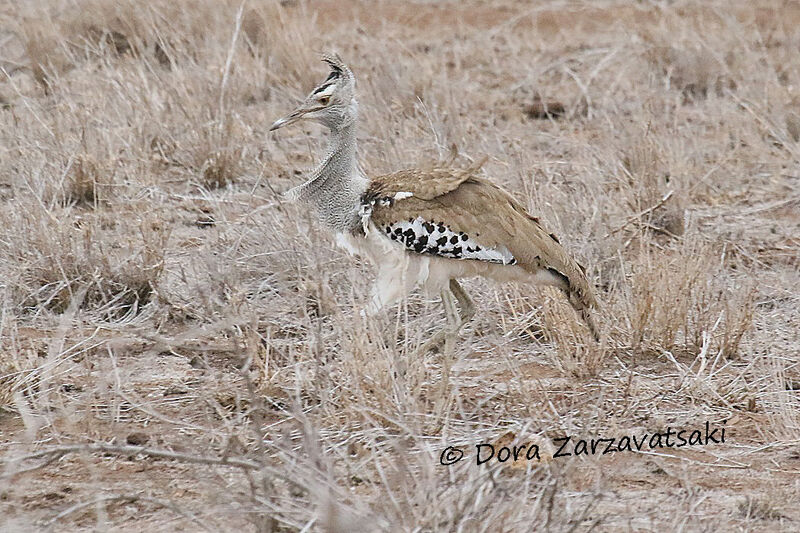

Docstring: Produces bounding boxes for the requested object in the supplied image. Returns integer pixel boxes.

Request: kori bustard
[270,54,600,348]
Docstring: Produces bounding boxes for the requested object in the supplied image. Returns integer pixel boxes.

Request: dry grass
[1,0,799,531]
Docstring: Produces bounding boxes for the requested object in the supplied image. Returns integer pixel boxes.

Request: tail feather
[566,290,601,342]
[578,307,601,342]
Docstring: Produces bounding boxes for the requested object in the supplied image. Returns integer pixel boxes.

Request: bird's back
[362,161,598,312]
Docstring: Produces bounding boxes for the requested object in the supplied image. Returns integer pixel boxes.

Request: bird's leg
[417,279,475,355]
[441,286,459,355]
[435,286,459,413]
[449,279,475,324]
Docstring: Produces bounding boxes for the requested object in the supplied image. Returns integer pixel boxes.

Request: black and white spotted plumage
[382,216,517,265]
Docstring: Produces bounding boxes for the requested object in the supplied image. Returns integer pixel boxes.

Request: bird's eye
[319,96,330,105]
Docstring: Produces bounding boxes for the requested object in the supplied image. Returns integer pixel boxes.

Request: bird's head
[270,53,357,133]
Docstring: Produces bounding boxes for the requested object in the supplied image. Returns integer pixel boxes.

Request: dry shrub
[540,292,609,377]
[0,334,42,412]
[738,496,785,521]
[178,115,248,190]
[0,0,798,529]
[179,123,246,190]
[787,111,800,142]
[523,97,567,120]
[17,15,67,91]
[640,15,738,102]
[1,210,168,319]
[616,129,688,237]
[62,154,113,207]
[646,44,734,100]
[241,2,321,88]
[16,0,242,91]
[201,148,242,190]
[619,135,668,201]
[541,242,754,369]
[29,155,116,209]
[18,4,134,90]
[626,244,755,358]
[0,363,20,411]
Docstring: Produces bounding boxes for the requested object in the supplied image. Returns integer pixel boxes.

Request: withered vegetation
[1,1,798,531]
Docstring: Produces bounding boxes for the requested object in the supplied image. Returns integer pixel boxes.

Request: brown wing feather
[368,173,597,311]
[364,156,488,202]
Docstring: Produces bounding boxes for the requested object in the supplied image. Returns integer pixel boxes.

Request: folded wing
[361,160,597,311]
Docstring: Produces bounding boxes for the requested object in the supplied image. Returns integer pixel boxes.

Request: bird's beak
[269,112,297,131]
[270,105,315,131]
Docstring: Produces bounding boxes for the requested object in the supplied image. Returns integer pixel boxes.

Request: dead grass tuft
[0,364,20,411]
[200,148,242,190]
[626,245,755,358]
[787,111,800,142]
[2,211,167,318]
[62,155,112,207]
[646,44,734,100]
[738,496,785,521]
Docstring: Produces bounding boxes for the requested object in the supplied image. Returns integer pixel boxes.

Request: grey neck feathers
[286,118,367,233]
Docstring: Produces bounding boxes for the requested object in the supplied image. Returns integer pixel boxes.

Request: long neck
[316,122,358,187]
[289,119,367,232]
